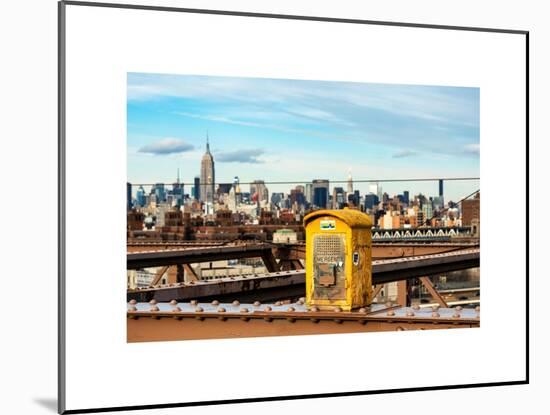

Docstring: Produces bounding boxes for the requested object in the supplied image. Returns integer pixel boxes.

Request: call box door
[312,233,347,300]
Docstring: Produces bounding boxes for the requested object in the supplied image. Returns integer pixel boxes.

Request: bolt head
[274,301,282,306]
[253,301,261,307]
[455,306,463,311]
[150,306,160,312]
[217,307,226,313]
[195,306,203,312]
[288,306,295,312]
[406,311,415,317]
[358,307,369,314]
[169,300,178,306]
[385,301,393,308]
[129,299,137,305]
[128,306,137,312]
[333,306,342,313]
[310,306,319,312]
[412,304,420,311]
[452,313,461,318]
[432,312,440,318]
[211,300,220,306]
[149,299,157,305]
[475,306,480,312]
[240,308,249,313]
[386,310,395,317]
[264,306,272,312]
[431,305,440,312]
[299,297,306,303]
[190,300,198,306]
[232,300,240,307]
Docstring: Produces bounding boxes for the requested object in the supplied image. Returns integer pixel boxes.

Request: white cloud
[138,138,194,155]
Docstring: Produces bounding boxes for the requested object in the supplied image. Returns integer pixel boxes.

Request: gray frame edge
[58,1,67,413]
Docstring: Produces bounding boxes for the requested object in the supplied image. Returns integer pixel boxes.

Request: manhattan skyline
[127,73,480,202]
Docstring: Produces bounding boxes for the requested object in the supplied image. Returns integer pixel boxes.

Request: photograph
[125,73,481,342]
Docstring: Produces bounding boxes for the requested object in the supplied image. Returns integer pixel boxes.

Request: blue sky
[127,73,480,202]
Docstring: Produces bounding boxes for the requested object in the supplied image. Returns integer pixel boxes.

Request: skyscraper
[193,176,200,200]
[200,135,215,205]
[347,169,353,195]
[312,179,329,209]
[250,180,269,203]
[153,183,165,203]
[127,182,132,211]
[332,187,345,209]
[136,185,146,207]
[172,169,184,207]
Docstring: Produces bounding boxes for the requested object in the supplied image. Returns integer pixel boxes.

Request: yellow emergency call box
[304,208,373,311]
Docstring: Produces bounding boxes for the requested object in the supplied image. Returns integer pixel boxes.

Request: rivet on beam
[386,310,395,317]
[333,306,342,313]
[129,299,137,305]
[412,304,420,311]
[150,305,159,312]
[455,306,463,312]
[274,301,282,306]
[264,306,272,312]
[211,300,220,306]
[232,300,240,307]
[452,312,461,318]
[406,310,415,317]
[240,308,250,321]
[169,299,178,306]
[128,306,137,312]
[149,299,157,305]
[253,301,261,307]
[171,306,182,312]
[190,300,198,306]
[195,306,204,321]
[385,301,393,308]
[432,312,440,318]
[475,306,480,312]
[431,305,440,312]
[310,306,319,313]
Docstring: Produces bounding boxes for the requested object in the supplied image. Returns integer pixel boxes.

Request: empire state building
[200,135,215,205]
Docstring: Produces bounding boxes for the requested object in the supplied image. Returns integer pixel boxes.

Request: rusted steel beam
[260,250,280,272]
[371,249,479,285]
[372,285,383,301]
[396,280,408,307]
[127,302,479,342]
[128,270,306,303]
[127,244,274,269]
[150,266,169,286]
[128,241,478,260]
[128,249,479,303]
[291,260,304,270]
[419,276,449,308]
[183,264,198,282]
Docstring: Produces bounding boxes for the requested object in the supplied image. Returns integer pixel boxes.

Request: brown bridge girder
[127,308,479,342]
[127,249,480,303]
[129,242,478,261]
[127,243,277,270]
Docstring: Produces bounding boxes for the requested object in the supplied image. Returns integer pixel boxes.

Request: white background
[63,2,526,411]
[0,0,544,414]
